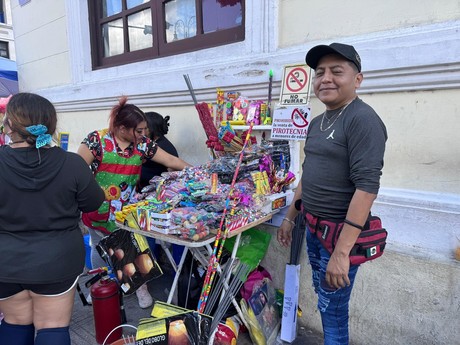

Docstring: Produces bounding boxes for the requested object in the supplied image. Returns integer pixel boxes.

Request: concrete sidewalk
[71,264,323,345]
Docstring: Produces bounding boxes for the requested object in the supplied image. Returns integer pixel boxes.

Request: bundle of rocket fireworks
[218,122,244,151]
[184,74,224,155]
[221,132,244,151]
[216,88,225,125]
[251,171,271,195]
[206,135,225,151]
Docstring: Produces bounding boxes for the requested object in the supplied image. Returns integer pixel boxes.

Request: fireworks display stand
[116,213,273,327]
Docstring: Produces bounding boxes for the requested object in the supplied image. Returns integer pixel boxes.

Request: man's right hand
[277,184,302,248]
[277,220,294,247]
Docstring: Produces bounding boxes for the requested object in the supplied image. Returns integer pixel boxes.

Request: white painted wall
[278,0,460,46]
[11,0,70,89]
[362,91,460,194]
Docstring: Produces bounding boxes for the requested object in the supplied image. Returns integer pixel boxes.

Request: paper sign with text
[271,105,311,141]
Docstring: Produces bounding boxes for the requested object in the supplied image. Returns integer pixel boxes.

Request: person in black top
[138,112,179,190]
[0,93,104,345]
[139,111,185,267]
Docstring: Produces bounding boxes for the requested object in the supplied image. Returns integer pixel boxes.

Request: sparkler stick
[204,258,234,315]
[209,263,250,333]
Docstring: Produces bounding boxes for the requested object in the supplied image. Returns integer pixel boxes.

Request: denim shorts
[0,276,79,300]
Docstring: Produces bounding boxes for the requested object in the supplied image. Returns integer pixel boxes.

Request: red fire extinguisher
[91,276,122,344]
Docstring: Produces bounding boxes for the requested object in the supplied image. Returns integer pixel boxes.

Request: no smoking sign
[286,68,308,93]
[279,64,311,105]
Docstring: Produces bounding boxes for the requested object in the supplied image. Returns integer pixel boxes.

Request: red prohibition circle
[286,68,308,92]
[291,108,309,128]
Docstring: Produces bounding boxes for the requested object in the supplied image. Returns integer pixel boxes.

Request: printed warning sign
[279,64,311,105]
[271,105,311,140]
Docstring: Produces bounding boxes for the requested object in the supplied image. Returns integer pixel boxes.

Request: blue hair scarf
[26,124,52,148]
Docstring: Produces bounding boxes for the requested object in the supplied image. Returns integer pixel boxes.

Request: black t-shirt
[139,136,179,189]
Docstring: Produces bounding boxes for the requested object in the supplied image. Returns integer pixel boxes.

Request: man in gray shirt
[277,43,387,344]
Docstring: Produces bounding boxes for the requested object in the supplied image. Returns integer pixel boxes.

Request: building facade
[0,0,15,59]
[10,1,460,344]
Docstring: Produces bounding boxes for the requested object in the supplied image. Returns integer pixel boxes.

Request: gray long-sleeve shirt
[301,97,387,219]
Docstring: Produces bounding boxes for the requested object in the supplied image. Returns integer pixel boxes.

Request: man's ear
[355,72,364,88]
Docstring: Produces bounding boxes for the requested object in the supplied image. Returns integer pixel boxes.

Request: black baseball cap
[305,43,361,72]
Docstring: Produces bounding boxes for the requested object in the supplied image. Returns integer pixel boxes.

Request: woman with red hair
[78,97,191,308]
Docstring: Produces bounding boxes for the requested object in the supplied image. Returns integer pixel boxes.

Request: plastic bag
[223,228,271,272]
[240,299,266,345]
[213,315,241,345]
[240,266,272,301]
[242,278,281,345]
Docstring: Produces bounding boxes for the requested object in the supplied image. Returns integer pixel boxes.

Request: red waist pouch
[305,213,387,265]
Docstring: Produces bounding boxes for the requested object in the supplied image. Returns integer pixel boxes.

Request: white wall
[361,90,460,194]
[278,0,460,46]
[11,0,70,89]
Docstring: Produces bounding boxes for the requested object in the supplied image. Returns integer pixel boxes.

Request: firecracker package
[137,206,176,234]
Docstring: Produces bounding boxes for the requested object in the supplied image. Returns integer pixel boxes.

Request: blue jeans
[306,228,360,345]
